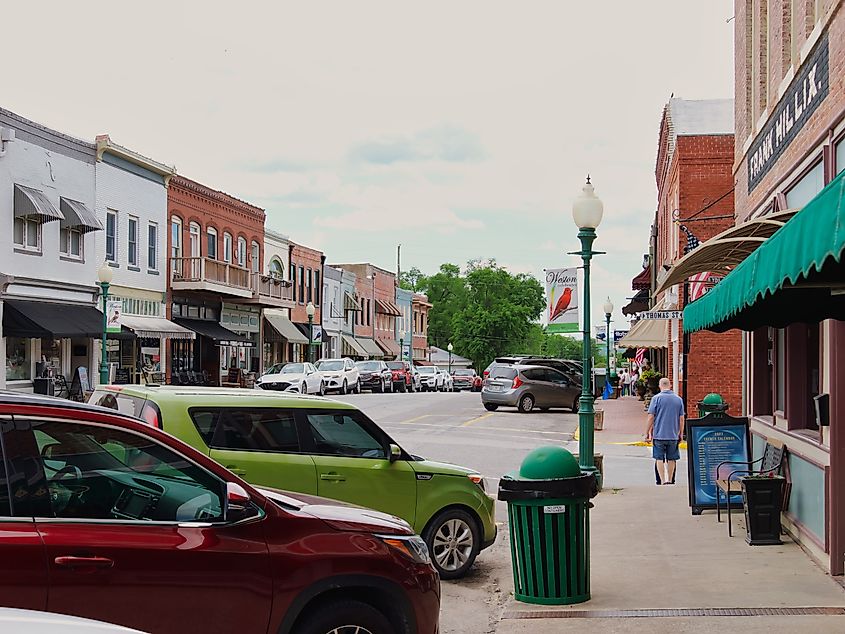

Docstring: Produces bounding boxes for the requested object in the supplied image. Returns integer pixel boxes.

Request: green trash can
[498,446,599,605]
[697,392,729,417]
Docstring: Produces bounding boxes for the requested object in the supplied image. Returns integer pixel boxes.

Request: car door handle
[54,556,114,570]
[320,473,346,482]
[226,466,247,476]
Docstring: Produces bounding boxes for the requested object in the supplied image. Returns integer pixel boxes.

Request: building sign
[106,300,122,333]
[748,32,829,192]
[686,413,750,515]
[639,310,683,320]
[545,268,579,333]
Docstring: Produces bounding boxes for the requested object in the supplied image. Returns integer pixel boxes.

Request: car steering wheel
[51,464,83,482]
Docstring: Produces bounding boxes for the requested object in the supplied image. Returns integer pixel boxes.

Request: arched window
[251,241,260,273]
[237,237,247,268]
[207,227,218,260]
[269,257,284,279]
[223,232,232,263]
[188,222,200,258]
[170,216,183,259]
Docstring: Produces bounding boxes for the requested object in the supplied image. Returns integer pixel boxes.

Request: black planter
[636,382,647,400]
[646,378,660,394]
[741,477,785,545]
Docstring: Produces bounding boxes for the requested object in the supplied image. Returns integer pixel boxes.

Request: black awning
[2,299,132,339]
[173,318,254,346]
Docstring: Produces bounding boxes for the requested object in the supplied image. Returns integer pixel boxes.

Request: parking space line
[460,412,495,427]
[398,414,431,424]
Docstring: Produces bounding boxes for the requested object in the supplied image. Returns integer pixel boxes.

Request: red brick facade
[412,294,431,361]
[289,242,324,325]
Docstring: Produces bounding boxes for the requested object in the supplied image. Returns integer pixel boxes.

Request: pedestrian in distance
[618,369,628,396]
[644,377,685,485]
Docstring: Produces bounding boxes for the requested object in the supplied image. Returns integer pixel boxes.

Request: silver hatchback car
[482,364,581,413]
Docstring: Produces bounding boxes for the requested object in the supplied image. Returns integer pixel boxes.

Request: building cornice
[96,135,177,186]
[172,175,265,220]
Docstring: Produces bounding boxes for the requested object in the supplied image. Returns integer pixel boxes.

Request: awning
[655,208,800,295]
[344,292,359,312]
[632,265,651,290]
[121,316,195,340]
[375,299,401,316]
[375,338,400,356]
[684,172,845,333]
[2,299,132,339]
[60,197,103,233]
[174,318,254,346]
[264,312,308,344]
[356,337,383,358]
[14,184,63,222]
[617,319,668,349]
[622,289,649,316]
[341,334,368,357]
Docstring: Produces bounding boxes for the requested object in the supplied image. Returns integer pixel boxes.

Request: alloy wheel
[432,518,474,573]
[325,627,374,634]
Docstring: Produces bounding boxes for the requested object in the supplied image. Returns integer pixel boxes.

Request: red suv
[386,361,414,393]
[0,393,439,634]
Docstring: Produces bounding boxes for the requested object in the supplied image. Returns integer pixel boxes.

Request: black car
[354,360,393,393]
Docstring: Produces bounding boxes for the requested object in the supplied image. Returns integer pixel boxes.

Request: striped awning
[618,319,667,349]
[60,197,103,233]
[375,299,401,316]
[356,337,383,358]
[14,184,63,222]
[344,292,359,311]
[121,315,195,339]
[375,338,400,357]
[341,334,368,357]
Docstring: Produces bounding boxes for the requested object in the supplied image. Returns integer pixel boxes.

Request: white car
[417,365,444,392]
[255,362,325,395]
[441,370,455,392]
[316,357,360,394]
[0,608,145,633]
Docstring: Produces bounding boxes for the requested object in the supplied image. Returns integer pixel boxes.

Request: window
[60,226,83,259]
[307,269,313,303]
[785,161,824,208]
[251,241,260,273]
[237,237,247,268]
[148,223,158,271]
[5,337,31,381]
[170,217,182,259]
[314,270,321,306]
[223,233,232,263]
[269,257,284,279]
[10,419,225,522]
[107,211,118,262]
[189,409,301,452]
[776,328,786,413]
[298,266,305,304]
[207,227,218,260]
[14,216,40,250]
[128,216,139,266]
[837,138,845,176]
[304,411,385,458]
[189,222,200,258]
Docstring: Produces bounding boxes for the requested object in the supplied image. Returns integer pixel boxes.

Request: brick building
[680,0,845,575]
[412,293,432,362]
[289,242,324,361]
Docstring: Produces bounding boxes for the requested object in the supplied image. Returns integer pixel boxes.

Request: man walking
[645,378,685,485]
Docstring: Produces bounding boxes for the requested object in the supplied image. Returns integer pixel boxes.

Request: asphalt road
[324,389,581,634]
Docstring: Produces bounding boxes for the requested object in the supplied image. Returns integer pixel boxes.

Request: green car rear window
[188,408,301,453]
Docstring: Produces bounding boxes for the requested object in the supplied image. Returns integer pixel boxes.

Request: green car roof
[107,385,356,410]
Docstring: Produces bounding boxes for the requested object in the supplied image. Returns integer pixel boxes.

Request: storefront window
[785,161,824,209]
[776,328,786,413]
[6,337,31,381]
[40,338,63,375]
[139,338,161,373]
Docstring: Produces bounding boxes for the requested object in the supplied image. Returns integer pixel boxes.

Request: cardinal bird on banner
[680,225,711,301]
[545,268,579,333]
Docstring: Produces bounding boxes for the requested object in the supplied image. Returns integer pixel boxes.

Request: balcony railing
[252,273,293,303]
[171,256,251,291]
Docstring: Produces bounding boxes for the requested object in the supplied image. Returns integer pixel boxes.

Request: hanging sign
[748,32,829,192]
[545,268,579,333]
[639,311,682,320]
[106,300,122,333]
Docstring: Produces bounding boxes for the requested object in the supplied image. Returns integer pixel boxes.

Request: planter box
[573,453,604,491]
[741,477,785,545]
[594,409,604,430]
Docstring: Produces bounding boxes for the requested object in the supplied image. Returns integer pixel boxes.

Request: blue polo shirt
[648,389,685,440]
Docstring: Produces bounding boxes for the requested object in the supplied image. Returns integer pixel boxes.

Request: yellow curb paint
[460,412,495,427]
[606,440,688,449]
[398,414,431,424]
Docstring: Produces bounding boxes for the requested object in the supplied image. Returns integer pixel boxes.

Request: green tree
[399,266,427,292]
[424,263,466,349]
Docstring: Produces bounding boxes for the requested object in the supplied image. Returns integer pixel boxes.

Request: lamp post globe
[305,301,316,363]
[571,176,604,485]
[97,262,113,386]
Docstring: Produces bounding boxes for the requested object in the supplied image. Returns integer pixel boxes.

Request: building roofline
[95,135,176,183]
[172,175,265,218]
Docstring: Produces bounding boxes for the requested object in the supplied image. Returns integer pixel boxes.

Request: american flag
[635,348,646,365]
[680,225,710,301]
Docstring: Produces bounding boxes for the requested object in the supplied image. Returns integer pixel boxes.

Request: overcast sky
[5,1,734,328]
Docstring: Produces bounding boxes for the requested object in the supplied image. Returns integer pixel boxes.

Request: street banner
[545,268,578,333]
[106,300,122,333]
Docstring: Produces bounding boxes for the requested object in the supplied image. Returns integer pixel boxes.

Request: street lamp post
[306,301,316,363]
[399,330,406,361]
[97,262,113,386]
[570,177,604,483]
[447,342,453,374]
[603,297,614,387]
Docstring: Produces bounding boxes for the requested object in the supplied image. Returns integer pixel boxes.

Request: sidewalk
[496,396,845,632]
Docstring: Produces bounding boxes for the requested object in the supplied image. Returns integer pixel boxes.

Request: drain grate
[503,607,845,619]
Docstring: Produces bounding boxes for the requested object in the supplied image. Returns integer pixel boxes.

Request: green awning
[684,171,845,333]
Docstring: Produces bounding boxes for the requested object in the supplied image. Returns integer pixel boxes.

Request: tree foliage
[399,267,427,292]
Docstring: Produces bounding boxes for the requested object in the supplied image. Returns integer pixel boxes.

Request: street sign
[639,310,683,320]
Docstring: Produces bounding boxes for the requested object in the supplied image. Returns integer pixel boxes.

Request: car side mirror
[225,482,258,523]
[389,443,402,463]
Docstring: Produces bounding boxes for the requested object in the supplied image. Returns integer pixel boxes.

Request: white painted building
[261,228,304,367]
[1,107,103,393]
[322,265,344,358]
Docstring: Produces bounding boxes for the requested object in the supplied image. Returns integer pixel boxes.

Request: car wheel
[400,382,407,393]
[517,393,535,413]
[483,403,498,411]
[341,380,348,395]
[301,383,307,394]
[424,509,480,580]
[296,599,392,634]
[571,395,580,413]
[319,382,326,396]
[375,380,383,393]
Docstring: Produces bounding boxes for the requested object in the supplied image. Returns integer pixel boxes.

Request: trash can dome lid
[519,446,581,479]
[701,393,724,404]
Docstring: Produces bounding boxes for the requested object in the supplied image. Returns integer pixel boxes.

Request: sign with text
[748,32,829,192]
[686,412,750,515]
[545,268,579,333]
[639,311,682,320]
[106,300,122,333]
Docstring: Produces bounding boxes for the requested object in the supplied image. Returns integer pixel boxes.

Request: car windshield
[386,362,405,370]
[418,366,436,374]
[317,360,344,371]
[357,362,380,371]
[453,369,474,376]
[490,366,517,379]
[280,363,305,374]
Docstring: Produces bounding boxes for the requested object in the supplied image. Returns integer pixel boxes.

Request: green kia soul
[89,385,496,579]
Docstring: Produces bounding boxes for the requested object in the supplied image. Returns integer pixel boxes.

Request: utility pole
[397,244,401,287]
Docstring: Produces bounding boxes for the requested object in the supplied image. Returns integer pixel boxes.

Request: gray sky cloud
[349,126,486,164]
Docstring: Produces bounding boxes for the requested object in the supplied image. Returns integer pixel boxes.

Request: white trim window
[60,226,83,260]
[237,236,247,268]
[223,232,232,263]
[269,257,284,279]
[128,216,139,267]
[189,222,201,258]
[148,222,158,271]
[171,217,182,259]
[251,241,260,273]
[207,227,218,260]
[106,211,118,262]
[14,216,42,252]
